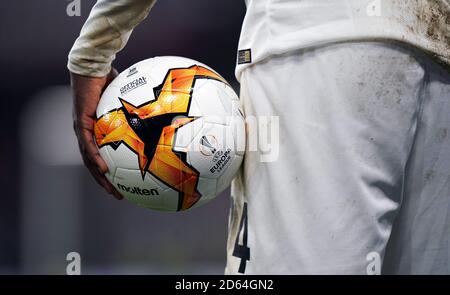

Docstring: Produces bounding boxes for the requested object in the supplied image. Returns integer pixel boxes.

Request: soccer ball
[94,56,245,212]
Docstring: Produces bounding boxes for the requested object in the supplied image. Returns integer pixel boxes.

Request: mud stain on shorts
[414,1,449,45]
[400,0,450,62]
[388,0,450,64]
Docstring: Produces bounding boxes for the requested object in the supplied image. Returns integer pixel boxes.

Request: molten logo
[117,183,159,196]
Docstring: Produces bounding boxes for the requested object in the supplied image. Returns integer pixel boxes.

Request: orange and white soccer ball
[94,56,245,212]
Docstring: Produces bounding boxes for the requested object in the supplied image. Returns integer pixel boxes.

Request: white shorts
[225,42,450,274]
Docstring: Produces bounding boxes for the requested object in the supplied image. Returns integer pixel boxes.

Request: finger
[84,157,123,200]
[107,68,119,83]
[75,122,122,200]
[83,157,112,192]
[80,128,109,175]
[102,68,119,92]
[112,190,124,200]
[77,127,123,200]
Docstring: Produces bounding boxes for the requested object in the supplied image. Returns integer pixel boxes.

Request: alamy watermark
[366,251,381,275]
[173,115,280,163]
[66,0,81,17]
[366,0,382,17]
[66,251,81,275]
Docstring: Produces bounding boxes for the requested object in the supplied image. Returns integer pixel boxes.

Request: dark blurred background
[0,0,245,274]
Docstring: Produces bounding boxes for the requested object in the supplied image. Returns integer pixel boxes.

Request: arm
[69,0,157,199]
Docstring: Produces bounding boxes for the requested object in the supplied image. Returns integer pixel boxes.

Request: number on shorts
[232,202,250,274]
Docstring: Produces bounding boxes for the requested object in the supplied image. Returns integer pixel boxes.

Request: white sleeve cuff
[67,0,156,77]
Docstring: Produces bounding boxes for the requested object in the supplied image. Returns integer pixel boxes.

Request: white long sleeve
[68,0,156,77]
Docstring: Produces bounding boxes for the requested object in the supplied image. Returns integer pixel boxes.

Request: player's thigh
[383,60,450,275]
[235,42,427,274]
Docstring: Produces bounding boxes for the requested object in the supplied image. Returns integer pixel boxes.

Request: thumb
[105,67,119,86]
